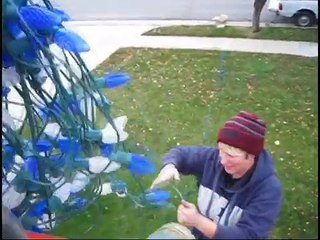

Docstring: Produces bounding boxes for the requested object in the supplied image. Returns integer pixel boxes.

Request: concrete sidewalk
[67,19,319,29]
[62,20,318,71]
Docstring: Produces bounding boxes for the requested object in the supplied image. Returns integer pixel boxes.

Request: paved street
[52,0,289,23]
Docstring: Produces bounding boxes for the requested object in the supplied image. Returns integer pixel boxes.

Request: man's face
[218,142,255,178]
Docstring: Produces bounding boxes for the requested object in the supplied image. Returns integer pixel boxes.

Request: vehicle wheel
[294,11,316,27]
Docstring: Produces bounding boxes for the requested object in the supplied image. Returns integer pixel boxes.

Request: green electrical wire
[3,0,171,235]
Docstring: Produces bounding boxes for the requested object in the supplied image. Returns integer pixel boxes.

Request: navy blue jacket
[162,146,282,239]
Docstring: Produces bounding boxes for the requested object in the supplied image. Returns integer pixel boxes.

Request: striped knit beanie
[217,111,267,156]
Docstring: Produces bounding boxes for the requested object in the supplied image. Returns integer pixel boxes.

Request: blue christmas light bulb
[68,197,88,210]
[144,189,171,203]
[2,86,11,98]
[21,49,38,61]
[54,28,90,53]
[3,51,15,68]
[128,154,156,175]
[39,98,82,120]
[111,180,128,193]
[36,139,53,153]
[57,138,81,156]
[108,151,156,175]
[7,22,26,39]
[3,144,16,171]
[104,72,131,88]
[101,143,114,157]
[20,6,62,30]
[24,156,40,181]
[30,200,47,217]
[68,99,81,114]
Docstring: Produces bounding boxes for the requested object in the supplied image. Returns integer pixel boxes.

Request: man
[150,111,283,239]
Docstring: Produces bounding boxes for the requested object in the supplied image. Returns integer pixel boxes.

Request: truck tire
[294,10,316,27]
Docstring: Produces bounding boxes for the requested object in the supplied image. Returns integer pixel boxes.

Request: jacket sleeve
[214,176,283,239]
[162,146,218,177]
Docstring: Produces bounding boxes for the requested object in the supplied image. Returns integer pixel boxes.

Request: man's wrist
[194,213,204,229]
[194,213,218,238]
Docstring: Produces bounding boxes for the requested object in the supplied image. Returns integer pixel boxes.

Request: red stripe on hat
[230,116,266,135]
[238,111,266,127]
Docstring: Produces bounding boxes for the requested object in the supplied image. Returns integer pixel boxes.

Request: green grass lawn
[52,48,318,239]
[144,25,318,42]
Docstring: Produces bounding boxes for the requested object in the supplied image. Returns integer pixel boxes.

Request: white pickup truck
[268,0,318,27]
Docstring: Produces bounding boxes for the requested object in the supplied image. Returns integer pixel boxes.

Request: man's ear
[246,153,255,161]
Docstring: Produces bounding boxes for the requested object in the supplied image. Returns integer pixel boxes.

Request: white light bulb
[2,186,26,209]
[88,155,121,173]
[100,182,113,195]
[70,171,90,194]
[88,156,110,173]
[2,67,21,87]
[53,182,71,203]
[3,87,26,130]
[44,122,61,138]
[101,115,129,143]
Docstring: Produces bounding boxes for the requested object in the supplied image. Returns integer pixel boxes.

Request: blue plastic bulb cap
[7,22,26,39]
[2,86,11,98]
[101,143,114,157]
[3,51,15,68]
[36,139,53,152]
[69,198,88,209]
[128,154,156,175]
[57,138,81,155]
[104,72,131,88]
[30,200,48,217]
[54,29,90,53]
[145,189,171,203]
[20,6,62,30]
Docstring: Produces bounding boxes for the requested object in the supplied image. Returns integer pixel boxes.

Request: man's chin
[224,166,235,175]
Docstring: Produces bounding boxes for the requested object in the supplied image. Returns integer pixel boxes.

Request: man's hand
[178,200,218,238]
[150,164,180,189]
[177,200,201,228]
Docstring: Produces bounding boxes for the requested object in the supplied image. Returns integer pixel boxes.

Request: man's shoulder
[182,145,219,157]
[259,173,283,195]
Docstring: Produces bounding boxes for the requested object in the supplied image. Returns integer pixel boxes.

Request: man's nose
[220,156,228,165]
